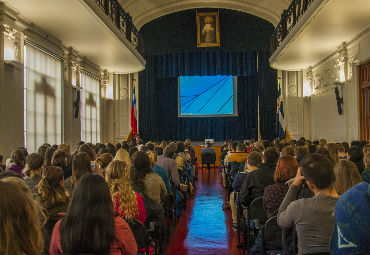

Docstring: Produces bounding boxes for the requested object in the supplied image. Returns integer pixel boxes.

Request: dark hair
[296,140,305,147]
[156,147,163,156]
[11,149,26,166]
[163,143,176,158]
[294,146,309,161]
[129,146,138,157]
[72,152,92,188]
[133,151,152,174]
[0,155,3,162]
[236,142,245,152]
[315,147,334,164]
[45,147,56,167]
[247,151,262,167]
[121,142,129,152]
[231,141,238,151]
[147,143,155,151]
[263,148,280,165]
[348,146,363,162]
[60,174,115,254]
[308,145,317,154]
[37,145,49,159]
[176,142,185,153]
[78,144,96,161]
[282,145,295,157]
[51,150,66,168]
[301,154,336,190]
[26,153,44,171]
[115,143,122,151]
[342,142,350,153]
[106,143,116,157]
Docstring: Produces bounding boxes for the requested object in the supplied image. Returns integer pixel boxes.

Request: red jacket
[49,217,138,255]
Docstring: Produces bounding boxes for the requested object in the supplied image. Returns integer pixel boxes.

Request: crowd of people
[0,137,369,255]
[0,137,197,255]
[221,138,370,255]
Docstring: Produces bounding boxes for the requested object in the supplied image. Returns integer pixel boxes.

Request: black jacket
[239,163,276,206]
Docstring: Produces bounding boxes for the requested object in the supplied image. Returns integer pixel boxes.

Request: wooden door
[359,61,370,142]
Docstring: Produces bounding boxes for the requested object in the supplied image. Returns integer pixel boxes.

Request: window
[80,72,100,143]
[24,43,62,152]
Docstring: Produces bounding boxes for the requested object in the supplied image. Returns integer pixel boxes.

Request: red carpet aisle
[166,169,242,255]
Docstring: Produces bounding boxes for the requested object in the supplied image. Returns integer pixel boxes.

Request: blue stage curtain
[138,50,276,141]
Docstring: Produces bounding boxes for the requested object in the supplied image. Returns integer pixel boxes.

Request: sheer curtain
[80,72,100,144]
[24,44,62,152]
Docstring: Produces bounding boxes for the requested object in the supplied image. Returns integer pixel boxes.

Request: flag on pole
[131,87,138,136]
[276,79,286,139]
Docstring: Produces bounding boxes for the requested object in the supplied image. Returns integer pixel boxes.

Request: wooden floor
[166,168,242,255]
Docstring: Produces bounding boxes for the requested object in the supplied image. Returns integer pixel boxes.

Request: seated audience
[34,166,70,235]
[105,160,146,224]
[49,173,137,255]
[334,160,362,195]
[264,156,299,218]
[175,141,191,171]
[228,142,248,163]
[23,153,44,193]
[51,150,72,179]
[230,151,262,229]
[78,143,97,162]
[95,152,113,176]
[348,146,364,173]
[147,150,171,192]
[361,153,370,183]
[330,182,370,255]
[239,148,280,207]
[114,148,132,169]
[157,143,180,187]
[282,145,295,157]
[0,177,44,254]
[277,154,338,255]
[5,149,26,176]
[363,143,370,156]
[45,147,56,167]
[132,151,167,206]
[64,152,92,194]
[294,146,308,166]
[337,144,347,160]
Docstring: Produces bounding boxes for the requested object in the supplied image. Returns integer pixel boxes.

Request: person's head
[37,145,49,159]
[105,160,138,219]
[301,154,336,192]
[96,153,113,171]
[45,147,56,166]
[159,140,168,149]
[247,151,262,168]
[364,153,370,168]
[156,147,163,156]
[205,141,212,148]
[308,144,317,154]
[282,145,295,157]
[114,148,131,169]
[0,177,44,254]
[11,149,26,166]
[58,144,71,156]
[78,144,96,161]
[363,144,370,156]
[121,141,129,152]
[325,143,339,163]
[274,156,299,183]
[296,140,305,147]
[147,150,157,167]
[334,160,362,195]
[60,174,115,254]
[176,142,185,153]
[337,144,346,154]
[24,153,44,177]
[133,151,152,174]
[254,141,264,152]
[0,154,3,166]
[263,148,280,165]
[51,149,67,168]
[135,135,141,144]
[72,152,92,188]
[115,143,122,152]
[163,143,177,158]
[236,142,245,152]
[184,139,192,149]
[342,142,350,153]
[36,166,69,207]
[319,139,327,148]
[348,146,363,162]
[294,146,309,161]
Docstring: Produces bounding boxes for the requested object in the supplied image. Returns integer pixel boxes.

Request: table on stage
[193,145,222,167]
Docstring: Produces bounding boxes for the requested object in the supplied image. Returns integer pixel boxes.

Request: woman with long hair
[49,173,137,255]
[334,160,362,195]
[45,147,56,167]
[35,166,70,233]
[5,149,26,176]
[24,152,44,193]
[105,160,146,224]
[132,151,167,206]
[96,152,113,176]
[0,177,44,254]
[114,148,131,169]
[325,143,339,164]
[51,149,72,179]
[64,152,92,194]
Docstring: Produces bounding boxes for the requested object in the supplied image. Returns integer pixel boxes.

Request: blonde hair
[0,177,44,254]
[114,148,131,169]
[105,160,138,219]
[58,143,71,154]
[146,150,157,166]
[334,160,362,195]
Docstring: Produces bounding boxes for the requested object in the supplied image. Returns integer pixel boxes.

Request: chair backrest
[201,151,216,163]
[263,216,282,250]
[249,196,267,226]
[125,218,147,249]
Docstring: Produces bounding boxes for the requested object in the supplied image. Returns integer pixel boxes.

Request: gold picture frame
[196,11,220,47]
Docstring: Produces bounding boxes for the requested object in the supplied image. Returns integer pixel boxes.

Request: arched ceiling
[119,0,290,29]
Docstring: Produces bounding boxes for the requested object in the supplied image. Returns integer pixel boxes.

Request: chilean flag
[131,87,137,136]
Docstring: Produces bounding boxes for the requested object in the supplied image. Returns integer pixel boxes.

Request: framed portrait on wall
[196,11,220,47]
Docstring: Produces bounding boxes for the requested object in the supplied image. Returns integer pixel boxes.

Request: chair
[262,216,282,255]
[201,151,216,173]
[125,218,149,254]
